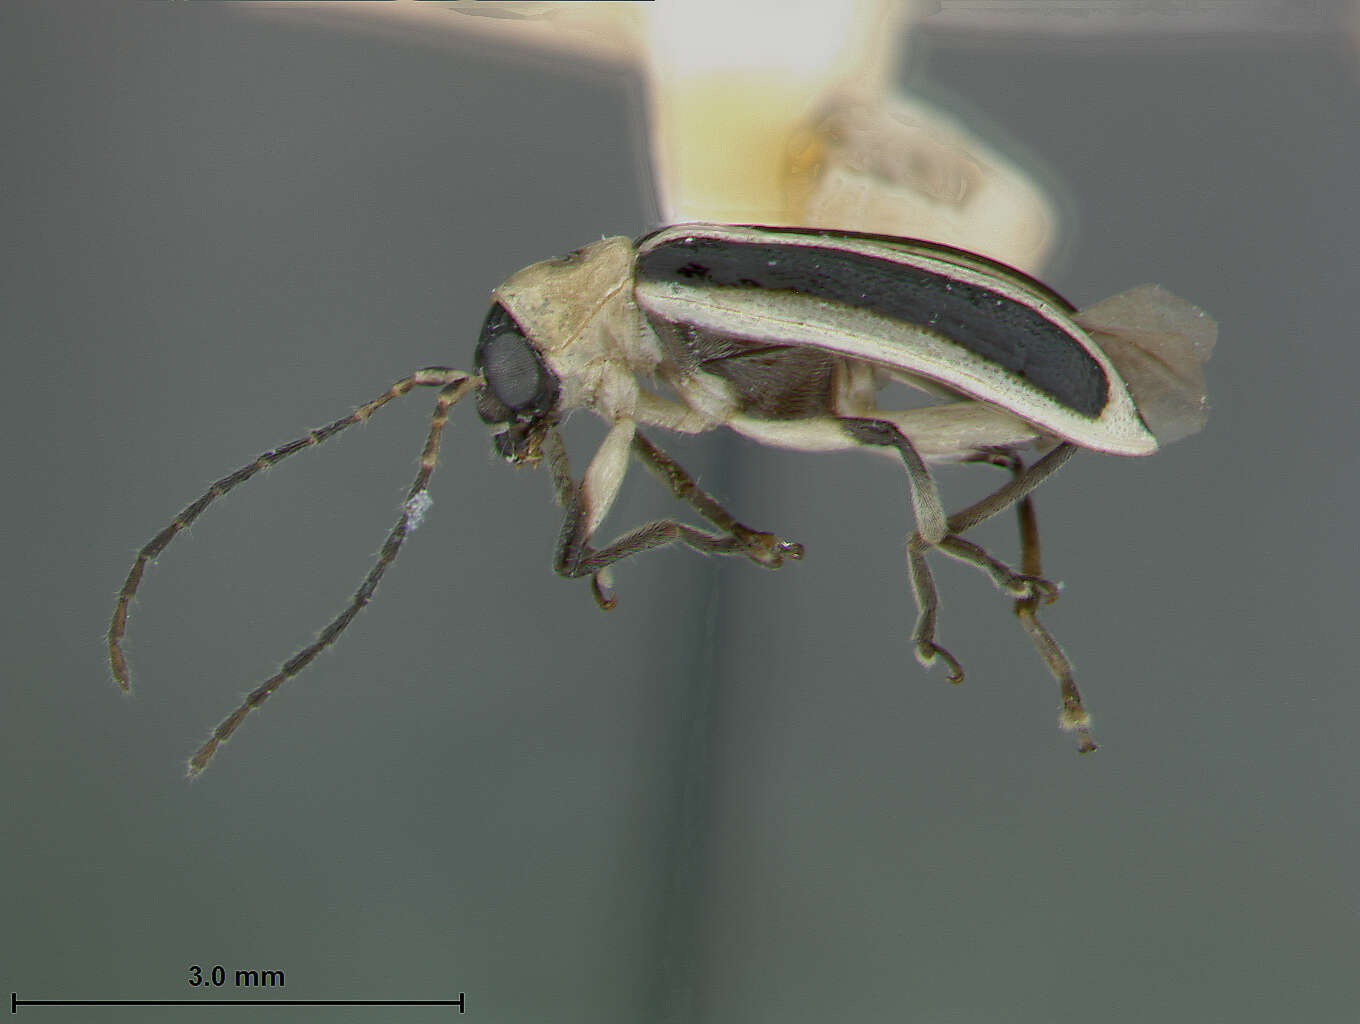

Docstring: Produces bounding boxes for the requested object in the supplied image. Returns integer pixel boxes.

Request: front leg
[542,427,801,609]
[630,430,804,570]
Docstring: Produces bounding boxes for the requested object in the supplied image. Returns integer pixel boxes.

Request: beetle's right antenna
[107,367,477,775]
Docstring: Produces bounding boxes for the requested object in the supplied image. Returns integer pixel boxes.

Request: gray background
[4,3,1357,1022]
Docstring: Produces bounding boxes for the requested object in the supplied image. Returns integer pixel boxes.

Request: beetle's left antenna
[107,367,477,775]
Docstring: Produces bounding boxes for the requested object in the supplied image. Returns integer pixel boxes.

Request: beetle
[109,222,1215,774]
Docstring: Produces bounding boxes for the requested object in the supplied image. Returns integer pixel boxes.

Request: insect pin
[109,223,1214,774]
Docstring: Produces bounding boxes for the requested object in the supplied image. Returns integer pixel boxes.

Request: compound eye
[482,329,544,410]
[474,303,559,419]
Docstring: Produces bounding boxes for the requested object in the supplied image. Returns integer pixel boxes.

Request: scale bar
[12,993,465,1013]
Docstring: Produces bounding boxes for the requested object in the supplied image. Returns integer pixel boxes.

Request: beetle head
[474,302,561,465]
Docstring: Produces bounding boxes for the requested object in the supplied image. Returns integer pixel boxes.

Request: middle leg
[901,443,1076,682]
[839,418,1076,682]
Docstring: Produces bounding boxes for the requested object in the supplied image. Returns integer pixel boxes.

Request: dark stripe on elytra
[636,233,1107,417]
